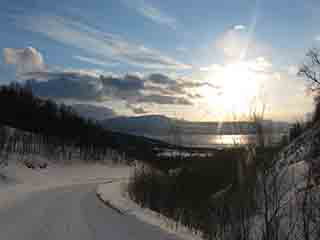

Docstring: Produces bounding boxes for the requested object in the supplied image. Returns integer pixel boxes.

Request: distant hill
[102,115,290,136]
[102,115,173,136]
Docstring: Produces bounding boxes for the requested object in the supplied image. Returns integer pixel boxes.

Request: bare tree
[299,48,320,91]
[0,125,9,168]
[299,48,320,123]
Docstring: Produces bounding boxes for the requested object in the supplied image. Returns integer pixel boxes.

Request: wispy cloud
[233,25,246,30]
[121,0,178,30]
[73,55,118,67]
[177,46,187,52]
[15,14,190,70]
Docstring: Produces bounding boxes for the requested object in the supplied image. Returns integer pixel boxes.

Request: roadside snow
[97,181,203,240]
[0,155,130,208]
[1,154,199,239]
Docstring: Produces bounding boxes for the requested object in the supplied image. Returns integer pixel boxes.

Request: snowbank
[96,181,203,240]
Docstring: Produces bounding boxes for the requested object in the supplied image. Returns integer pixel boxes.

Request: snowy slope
[251,125,320,240]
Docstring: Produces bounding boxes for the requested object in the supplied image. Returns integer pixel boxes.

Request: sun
[201,61,261,117]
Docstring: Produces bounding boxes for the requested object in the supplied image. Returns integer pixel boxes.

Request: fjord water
[151,134,284,148]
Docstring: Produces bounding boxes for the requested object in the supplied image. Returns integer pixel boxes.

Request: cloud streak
[73,55,118,67]
[122,0,178,30]
[15,15,190,70]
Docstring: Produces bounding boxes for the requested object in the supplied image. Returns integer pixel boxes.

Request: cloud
[132,106,148,114]
[3,47,45,76]
[287,65,299,76]
[73,55,118,67]
[5,47,195,110]
[24,69,101,82]
[197,55,313,121]
[262,71,313,121]
[101,73,194,106]
[137,94,192,105]
[188,93,203,99]
[233,25,246,30]
[147,73,175,85]
[216,27,249,59]
[146,73,213,89]
[126,103,148,114]
[16,15,190,70]
[200,64,223,72]
[247,57,273,73]
[101,74,145,91]
[143,73,214,98]
[215,25,267,60]
[25,73,103,101]
[122,0,177,30]
[24,68,194,108]
[177,46,187,52]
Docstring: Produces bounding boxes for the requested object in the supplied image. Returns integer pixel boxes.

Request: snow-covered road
[0,183,181,240]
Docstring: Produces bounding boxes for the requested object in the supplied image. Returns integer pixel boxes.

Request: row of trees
[0,83,164,163]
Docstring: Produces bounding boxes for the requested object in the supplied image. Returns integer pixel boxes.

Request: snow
[245,124,320,240]
[0,153,198,239]
[0,154,195,239]
[1,123,319,240]
[0,154,130,209]
[94,126,320,240]
[0,154,189,240]
[278,124,320,169]
[97,181,203,240]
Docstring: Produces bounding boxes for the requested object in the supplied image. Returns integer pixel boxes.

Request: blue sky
[1,0,320,121]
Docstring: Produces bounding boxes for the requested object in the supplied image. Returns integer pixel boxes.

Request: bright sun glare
[202,61,261,117]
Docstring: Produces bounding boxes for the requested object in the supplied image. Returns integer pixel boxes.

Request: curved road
[0,184,181,240]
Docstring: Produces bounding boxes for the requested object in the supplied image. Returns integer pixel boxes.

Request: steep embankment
[274,123,320,190]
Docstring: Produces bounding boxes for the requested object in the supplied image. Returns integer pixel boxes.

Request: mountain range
[71,104,290,137]
[102,115,290,136]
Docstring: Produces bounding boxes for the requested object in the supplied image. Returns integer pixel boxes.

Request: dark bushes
[127,149,249,237]
[289,121,305,141]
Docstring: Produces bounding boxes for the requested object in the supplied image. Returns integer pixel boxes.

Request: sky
[1,0,320,122]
